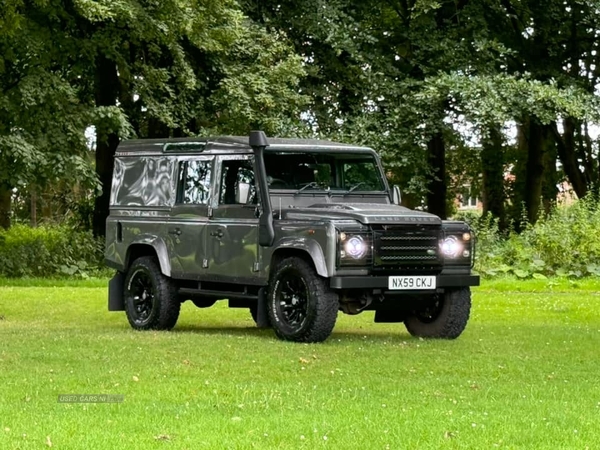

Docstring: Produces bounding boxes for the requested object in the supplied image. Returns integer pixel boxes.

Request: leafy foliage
[2,0,600,234]
[458,197,600,278]
[244,0,600,220]
[0,225,107,278]
[0,0,307,233]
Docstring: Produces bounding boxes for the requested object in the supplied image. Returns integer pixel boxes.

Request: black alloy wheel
[128,269,156,325]
[274,272,310,329]
[267,256,339,343]
[124,256,180,330]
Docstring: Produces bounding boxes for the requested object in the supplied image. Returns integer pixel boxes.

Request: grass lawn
[0,277,599,449]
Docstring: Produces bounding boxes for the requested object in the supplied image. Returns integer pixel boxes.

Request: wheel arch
[125,237,171,276]
[269,241,328,278]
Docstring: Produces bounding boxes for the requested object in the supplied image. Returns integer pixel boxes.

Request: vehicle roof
[116,135,374,155]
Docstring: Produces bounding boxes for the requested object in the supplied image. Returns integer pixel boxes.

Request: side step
[178,286,270,328]
[178,287,258,301]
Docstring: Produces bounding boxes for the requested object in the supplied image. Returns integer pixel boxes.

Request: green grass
[1,279,599,449]
[0,277,108,288]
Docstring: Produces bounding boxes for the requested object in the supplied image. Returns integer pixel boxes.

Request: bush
[473,197,600,278]
[0,224,108,278]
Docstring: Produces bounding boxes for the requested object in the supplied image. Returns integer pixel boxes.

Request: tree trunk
[510,118,547,228]
[30,188,37,227]
[552,118,587,199]
[147,117,170,139]
[0,184,11,229]
[524,119,545,224]
[510,123,528,228]
[426,132,447,219]
[481,126,507,231]
[92,54,120,237]
[541,127,558,215]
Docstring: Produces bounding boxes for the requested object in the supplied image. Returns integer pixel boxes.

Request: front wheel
[124,256,180,330]
[404,287,471,339]
[267,257,339,342]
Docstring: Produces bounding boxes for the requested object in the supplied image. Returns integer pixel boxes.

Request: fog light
[463,249,470,258]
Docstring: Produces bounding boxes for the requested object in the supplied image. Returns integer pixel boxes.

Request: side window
[219,159,257,205]
[177,160,212,205]
[112,157,175,206]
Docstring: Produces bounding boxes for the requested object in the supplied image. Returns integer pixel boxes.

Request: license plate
[388,276,436,290]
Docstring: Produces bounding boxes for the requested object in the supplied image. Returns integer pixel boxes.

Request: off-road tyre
[124,256,180,330]
[404,287,471,339]
[267,256,339,342]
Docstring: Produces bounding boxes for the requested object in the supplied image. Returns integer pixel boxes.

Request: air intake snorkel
[249,131,275,247]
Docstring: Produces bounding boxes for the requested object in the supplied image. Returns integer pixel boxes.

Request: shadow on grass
[173,324,275,339]
[171,323,416,344]
[329,330,414,344]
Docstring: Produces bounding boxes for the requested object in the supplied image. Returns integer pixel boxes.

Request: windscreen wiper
[295,181,321,194]
[343,182,367,195]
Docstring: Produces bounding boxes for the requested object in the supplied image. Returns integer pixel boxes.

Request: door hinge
[253,262,260,272]
[202,259,209,268]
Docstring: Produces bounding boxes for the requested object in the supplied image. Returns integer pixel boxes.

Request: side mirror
[236,182,251,204]
[392,185,402,205]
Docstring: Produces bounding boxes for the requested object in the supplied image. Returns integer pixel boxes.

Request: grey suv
[105,131,479,342]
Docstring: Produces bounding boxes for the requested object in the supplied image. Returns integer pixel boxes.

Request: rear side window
[177,160,212,205]
[111,157,175,207]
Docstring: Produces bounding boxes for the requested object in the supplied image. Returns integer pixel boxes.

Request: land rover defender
[105,132,479,342]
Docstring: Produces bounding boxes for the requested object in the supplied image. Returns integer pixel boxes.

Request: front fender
[272,237,329,277]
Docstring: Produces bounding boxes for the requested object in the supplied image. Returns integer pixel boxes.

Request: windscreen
[264,151,385,191]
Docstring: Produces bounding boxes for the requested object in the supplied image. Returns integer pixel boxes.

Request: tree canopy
[1,0,600,231]
[0,0,305,232]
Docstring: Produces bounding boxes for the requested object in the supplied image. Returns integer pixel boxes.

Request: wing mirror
[392,185,402,205]
[236,182,251,204]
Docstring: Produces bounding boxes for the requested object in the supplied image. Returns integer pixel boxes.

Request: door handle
[210,229,224,238]
[168,228,182,236]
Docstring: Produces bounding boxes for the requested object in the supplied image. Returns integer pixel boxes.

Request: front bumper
[329,272,480,290]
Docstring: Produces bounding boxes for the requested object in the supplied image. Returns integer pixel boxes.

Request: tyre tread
[404,287,471,339]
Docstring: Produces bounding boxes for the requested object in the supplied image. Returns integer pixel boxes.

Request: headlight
[441,236,463,258]
[338,232,371,266]
[440,230,474,263]
[343,235,368,259]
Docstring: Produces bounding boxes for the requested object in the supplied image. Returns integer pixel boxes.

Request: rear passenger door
[167,157,213,279]
[206,155,260,283]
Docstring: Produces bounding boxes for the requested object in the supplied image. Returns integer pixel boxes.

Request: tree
[0,1,97,228]
[0,0,306,234]
[244,0,600,225]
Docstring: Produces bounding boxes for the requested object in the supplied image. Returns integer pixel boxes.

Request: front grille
[373,227,442,272]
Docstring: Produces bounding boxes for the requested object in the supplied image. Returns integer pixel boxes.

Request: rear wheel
[404,287,471,339]
[124,256,180,330]
[267,257,339,342]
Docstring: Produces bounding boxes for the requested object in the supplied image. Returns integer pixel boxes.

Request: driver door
[205,155,260,283]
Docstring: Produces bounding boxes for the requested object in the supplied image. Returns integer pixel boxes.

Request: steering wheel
[268,178,288,188]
